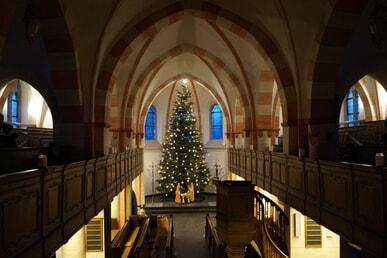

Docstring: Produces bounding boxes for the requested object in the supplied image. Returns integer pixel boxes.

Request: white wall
[1,80,53,128]
[290,208,340,258]
[56,210,105,258]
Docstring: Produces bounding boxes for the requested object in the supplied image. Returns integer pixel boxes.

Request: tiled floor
[144,193,217,258]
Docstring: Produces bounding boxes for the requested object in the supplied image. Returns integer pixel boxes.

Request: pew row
[111,215,174,258]
[111,216,144,258]
[133,215,174,258]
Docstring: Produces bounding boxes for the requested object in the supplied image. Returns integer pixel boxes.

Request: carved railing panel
[287,157,305,213]
[264,151,272,191]
[304,158,321,220]
[229,148,387,257]
[85,159,96,209]
[251,150,257,185]
[0,170,43,257]
[107,155,117,202]
[0,149,143,257]
[245,151,252,182]
[319,160,354,239]
[256,151,265,188]
[271,153,288,200]
[43,166,63,236]
[63,161,86,222]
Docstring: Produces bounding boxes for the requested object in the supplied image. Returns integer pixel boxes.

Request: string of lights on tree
[156,84,210,196]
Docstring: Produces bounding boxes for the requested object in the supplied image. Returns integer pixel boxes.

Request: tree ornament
[156,85,210,196]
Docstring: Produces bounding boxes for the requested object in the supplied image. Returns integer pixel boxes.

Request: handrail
[255,191,289,258]
[0,149,144,257]
[133,217,150,256]
[205,214,226,258]
[229,148,387,257]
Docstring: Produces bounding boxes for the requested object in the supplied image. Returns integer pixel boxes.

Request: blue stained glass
[346,86,361,127]
[145,105,156,140]
[347,91,353,99]
[9,92,19,128]
[211,104,223,139]
[347,100,353,114]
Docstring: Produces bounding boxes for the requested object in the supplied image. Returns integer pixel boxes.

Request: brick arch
[119,44,247,134]
[308,0,369,124]
[97,2,297,144]
[136,75,232,137]
[32,0,89,159]
[353,82,373,121]
[35,0,82,122]
[0,79,18,109]
[355,79,382,121]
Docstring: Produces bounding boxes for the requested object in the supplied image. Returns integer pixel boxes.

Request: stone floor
[144,193,217,258]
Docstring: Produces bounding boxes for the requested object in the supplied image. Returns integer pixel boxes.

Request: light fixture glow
[182,78,188,84]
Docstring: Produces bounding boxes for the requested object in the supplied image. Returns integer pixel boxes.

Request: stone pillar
[104,206,111,258]
[281,121,299,155]
[215,180,255,258]
[308,121,338,161]
[136,133,144,148]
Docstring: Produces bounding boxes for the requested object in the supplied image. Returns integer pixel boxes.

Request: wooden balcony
[0,149,143,258]
[228,148,387,257]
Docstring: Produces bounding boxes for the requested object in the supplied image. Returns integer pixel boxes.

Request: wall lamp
[24,0,40,46]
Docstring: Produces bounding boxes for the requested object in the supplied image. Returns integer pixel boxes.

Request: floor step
[144,193,217,214]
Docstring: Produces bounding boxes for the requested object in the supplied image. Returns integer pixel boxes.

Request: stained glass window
[7,91,19,128]
[346,86,360,126]
[145,105,156,140]
[211,104,223,139]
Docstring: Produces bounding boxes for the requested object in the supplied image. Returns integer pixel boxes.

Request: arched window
[211,104,223,139]
[145,105,156,140]
[346,86,360,126]
[7,91,19,128]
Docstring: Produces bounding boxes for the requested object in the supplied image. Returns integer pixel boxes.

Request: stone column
[308,121,338,161]
[215,180,255,258]
[281,120,299,156]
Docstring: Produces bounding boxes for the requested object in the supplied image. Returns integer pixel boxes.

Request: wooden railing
[205,214,226,258]
[0,149,143,258]
[254,191,289,258]
[228,148,387,257]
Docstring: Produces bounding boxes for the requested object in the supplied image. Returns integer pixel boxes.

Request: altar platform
[143,192,217,214]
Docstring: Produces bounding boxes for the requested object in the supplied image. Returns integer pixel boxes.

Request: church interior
[0,0,386,257]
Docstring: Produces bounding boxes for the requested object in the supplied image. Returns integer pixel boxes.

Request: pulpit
[215,180,255,258]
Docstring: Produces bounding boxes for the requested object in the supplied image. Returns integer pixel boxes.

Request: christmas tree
[156,85,210,196]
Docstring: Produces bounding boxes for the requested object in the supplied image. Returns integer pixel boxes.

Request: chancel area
[0,1,386,258]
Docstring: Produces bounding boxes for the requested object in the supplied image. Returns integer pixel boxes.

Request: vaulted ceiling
[0,0,384,156]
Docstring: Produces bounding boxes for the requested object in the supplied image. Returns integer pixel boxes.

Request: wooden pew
[121,226,140,258]
[133,217,151,258]
[111,216,148,258]
[133,215,174,258]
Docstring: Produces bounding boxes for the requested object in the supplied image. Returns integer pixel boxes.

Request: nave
[144,194,216,258]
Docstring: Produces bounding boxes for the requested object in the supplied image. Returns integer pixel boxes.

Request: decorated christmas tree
[156,85,210,197]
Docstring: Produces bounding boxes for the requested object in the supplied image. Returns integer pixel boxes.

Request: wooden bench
[121,226,140,258]
[111,216,148,258]
[133,215,174,258]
